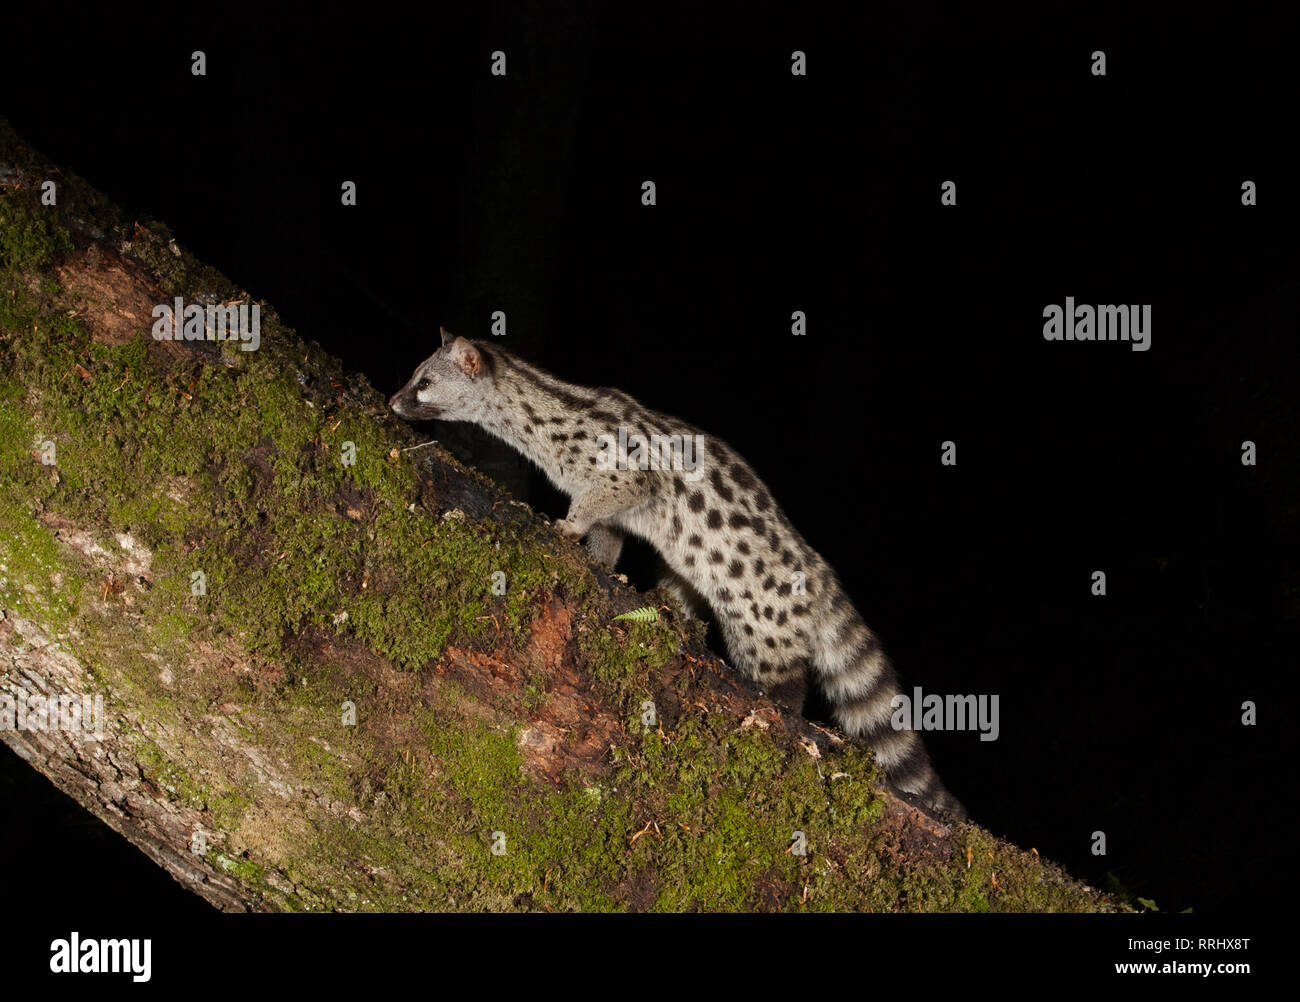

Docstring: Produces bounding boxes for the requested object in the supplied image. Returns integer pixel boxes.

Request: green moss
[305,672,1050,913]
[413,712,629,910]
[623,717,861,911]
[0,267,599,673]
[0,191,73,271]
[0,380,83,625]
[580,619,680,710]
[131,733,250,830]
[212,852,266,885]
[122,220,188,294]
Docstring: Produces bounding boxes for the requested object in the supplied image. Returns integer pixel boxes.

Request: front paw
[553,518,583,542]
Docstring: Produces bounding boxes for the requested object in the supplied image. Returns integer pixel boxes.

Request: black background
[1,1,1294,925]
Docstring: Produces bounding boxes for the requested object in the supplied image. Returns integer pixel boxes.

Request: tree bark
[0,120,1120,912]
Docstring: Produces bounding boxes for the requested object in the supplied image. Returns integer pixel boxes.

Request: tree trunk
[0,120,1119,912]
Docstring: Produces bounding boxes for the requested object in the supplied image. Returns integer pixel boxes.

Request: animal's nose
[388,393,402,411]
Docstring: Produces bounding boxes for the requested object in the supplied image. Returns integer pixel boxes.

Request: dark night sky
[1,2,1295,920]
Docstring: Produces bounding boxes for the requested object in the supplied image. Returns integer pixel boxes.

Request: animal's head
[389,328,494,422]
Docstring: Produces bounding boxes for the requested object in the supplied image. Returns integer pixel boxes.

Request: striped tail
[813,596,966,820]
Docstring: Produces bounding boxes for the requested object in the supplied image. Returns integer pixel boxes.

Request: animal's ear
[447,337,486,379]
[440,326,455,348]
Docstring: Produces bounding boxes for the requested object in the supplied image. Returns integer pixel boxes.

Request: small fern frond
[612,606,659,623]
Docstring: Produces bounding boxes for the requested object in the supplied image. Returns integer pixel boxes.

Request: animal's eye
[415,378,430,391]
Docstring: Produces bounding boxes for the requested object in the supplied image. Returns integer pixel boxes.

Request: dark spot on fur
[671,516,683,536]
[728,512,749,530]
[688,534,703,548]
[688,491,706,513]
[776,610,788,626]
[706,509,723,530]
[710,469,734,502]
[762,576,776,591]
[736,540,751,555]
[727,560,743,577]
[730,463,756,490]
[777,582,792,597]
[765,637,776,647]
[753,560,765,576]
[709,550,724,564]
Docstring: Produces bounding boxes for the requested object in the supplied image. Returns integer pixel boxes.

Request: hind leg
[657,564,709,620]
[713,612,810,715]
[726,638,810,715]
[757,657,810,716]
